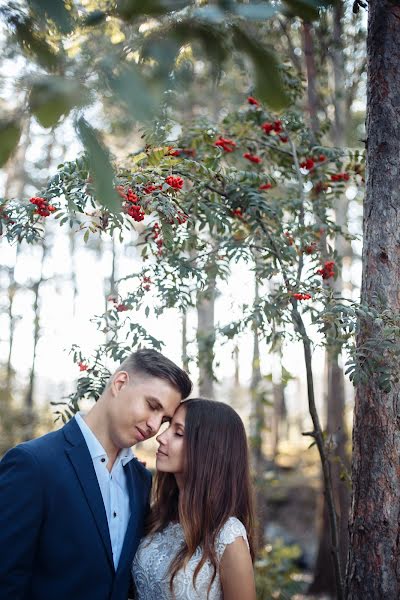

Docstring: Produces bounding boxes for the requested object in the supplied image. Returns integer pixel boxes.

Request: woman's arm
[220,537,256,600]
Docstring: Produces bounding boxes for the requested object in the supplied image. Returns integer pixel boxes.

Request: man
[0,348,192,600]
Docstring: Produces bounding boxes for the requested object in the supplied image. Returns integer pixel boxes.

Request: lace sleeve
[216,517,250,560]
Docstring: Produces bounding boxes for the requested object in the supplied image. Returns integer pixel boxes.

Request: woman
[132,398,256,599]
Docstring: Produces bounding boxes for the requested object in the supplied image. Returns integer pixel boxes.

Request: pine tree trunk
[196,273,215,398]
[250,276,266,546]
[346,2,400,597]
[22,241,48,440]
[4,117,31,399]
[181,311,189,373]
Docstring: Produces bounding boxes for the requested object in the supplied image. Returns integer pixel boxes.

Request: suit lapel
[63,420,114,571]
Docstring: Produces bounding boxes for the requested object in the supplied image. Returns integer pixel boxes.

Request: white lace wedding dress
[131,516,249,599]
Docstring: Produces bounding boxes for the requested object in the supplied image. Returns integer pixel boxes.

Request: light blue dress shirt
[75,412,135,568]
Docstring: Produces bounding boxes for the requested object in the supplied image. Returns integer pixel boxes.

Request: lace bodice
[131,516,249,599]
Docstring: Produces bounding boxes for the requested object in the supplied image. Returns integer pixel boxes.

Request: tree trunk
[346,2,400,597]
[4,117,31,399]
[272,378,287,462]
[233,344,239,387]
[302,22,320,134]
[181,310,189,372]
[250,275,266,547]
[22,241,48,440]
[196,273,216,398]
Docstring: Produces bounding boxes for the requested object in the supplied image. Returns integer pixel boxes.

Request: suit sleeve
[0,446,44,599]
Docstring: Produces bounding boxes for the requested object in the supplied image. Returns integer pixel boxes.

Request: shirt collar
[75,412,135,465]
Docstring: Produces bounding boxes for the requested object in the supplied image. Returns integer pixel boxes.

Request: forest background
[1,1,399,599]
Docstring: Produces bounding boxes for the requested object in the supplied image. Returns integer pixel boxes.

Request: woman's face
[156,404,186,475]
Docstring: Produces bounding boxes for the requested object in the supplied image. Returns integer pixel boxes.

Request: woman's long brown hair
[145,398,256,597]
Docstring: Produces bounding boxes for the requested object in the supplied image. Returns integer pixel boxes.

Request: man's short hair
[117,348,192,399]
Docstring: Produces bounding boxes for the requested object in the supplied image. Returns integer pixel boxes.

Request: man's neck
[83,410,119,471]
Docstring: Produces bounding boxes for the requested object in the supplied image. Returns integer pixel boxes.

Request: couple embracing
[0,349,256,599]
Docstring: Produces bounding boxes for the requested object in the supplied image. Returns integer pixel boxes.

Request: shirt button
[113,512,117,518]
[101,458,106,463]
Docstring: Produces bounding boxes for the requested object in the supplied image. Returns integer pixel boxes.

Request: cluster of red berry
[166,147,181,157]
[167,147,197,158]
[300,155,326,171]
[303,242,318,255]
[261,120,283,135]
[317,260,335,279]
[125,191,145,221]
[142,275,152,291]
[0,206,15,224]
[331,172,350,182]
[247,96,260,106]
[214,136,237,153]
[30,197,56,217]
[116,186,145,221]
[284,232,294,245]
[78,362,88,371]
[259,182,272,190]
[152,222,163,256]
[292,292,312,301]
[243,152,262,164]
[232,207,243,218]
[143,183,162,194]
[175,211,188,225]
[165,176,184,190]
[116,303,130,312]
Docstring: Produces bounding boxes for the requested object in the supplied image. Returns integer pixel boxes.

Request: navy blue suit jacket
[0,418,152,600]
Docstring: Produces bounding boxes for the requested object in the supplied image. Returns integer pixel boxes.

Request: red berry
[247,96,260,106]
[165,176,184,190]
[214,136,237,153]
[261,122,274,135]
[116,303,130,312]
[243,152,262,164]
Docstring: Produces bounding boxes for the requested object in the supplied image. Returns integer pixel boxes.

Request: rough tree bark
[181,311,189,373]
[250,275,267,547]
[3,117,31,398]
[196,270,216,398]
[346,2,400,598]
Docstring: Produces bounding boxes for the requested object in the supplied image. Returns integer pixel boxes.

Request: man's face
[107,371,182,450]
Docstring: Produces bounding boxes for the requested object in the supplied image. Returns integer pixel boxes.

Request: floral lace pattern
[131,516,249,599]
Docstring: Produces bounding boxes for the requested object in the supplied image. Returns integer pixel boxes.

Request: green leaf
[0,120,21,167]
[27,0,75,34]
[76,118,120,213]
[29,76,89,128]
[192,6,226,22]
[232,26,290,110]
[131,151,147,164]
[115,0,190,20]
[106,64,158,122]
[12,15,60,71]
[170,19,230,68]
[234,3,281,20]
[83,10,107,27]
[283,0,321,21]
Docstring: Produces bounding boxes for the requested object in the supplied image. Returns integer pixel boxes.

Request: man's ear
[111,370,130,394]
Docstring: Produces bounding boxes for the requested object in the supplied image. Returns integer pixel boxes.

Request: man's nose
[147,414,162,434]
